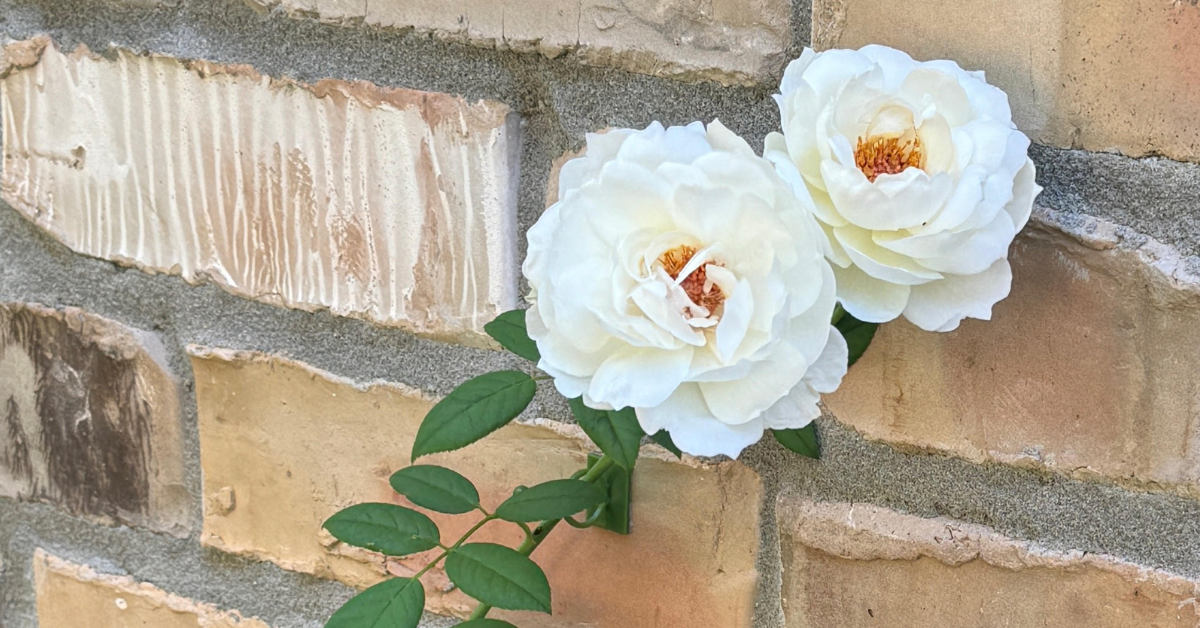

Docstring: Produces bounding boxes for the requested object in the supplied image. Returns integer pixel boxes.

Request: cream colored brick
[252,0,790,86]
[0,38,520,345]
[814,0,1200,161]
[0,302,188,535]
[191,348,761,628]
[826,210,1200,495]
[33,550,269,628]
[778,497,1200,628]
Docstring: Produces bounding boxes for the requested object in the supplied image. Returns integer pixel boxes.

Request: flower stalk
[466,454,616,621]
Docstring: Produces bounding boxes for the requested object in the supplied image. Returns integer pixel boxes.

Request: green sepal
[833,308,878,368]
[568,398,643,470]
[649,430,682,458]
[774,424,819,459]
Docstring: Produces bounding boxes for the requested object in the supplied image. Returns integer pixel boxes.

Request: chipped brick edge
[249,0,784,87]
[778,497,1200,603]
[33,549,271,627]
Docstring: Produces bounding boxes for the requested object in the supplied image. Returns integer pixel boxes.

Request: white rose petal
[902,257,1013,332]
[832,264,911,323]
[767,45,1041,330]
[526,121,845,458]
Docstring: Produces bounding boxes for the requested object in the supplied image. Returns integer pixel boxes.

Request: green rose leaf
[834,310,878,368]
[649,429,683,458]
[412,371,537,460]
[390,465,481,515]
[455,620,518,628]
[774,424,819,459]
[324,577,424,628]
[568,398,644,470]
[484,309,541,362]
[494,479,607,523]
[445,543,552,613]
[323,503,441,556]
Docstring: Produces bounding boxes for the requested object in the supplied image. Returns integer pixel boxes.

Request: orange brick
[778,497,1200,627]
[34,550,269,628]
[825,212,1200,496]
[192,347,762,628]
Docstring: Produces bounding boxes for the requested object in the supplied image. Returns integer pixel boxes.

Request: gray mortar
[1033,144,1200,259]
[2,0,1200,626]
[0,500,460,628]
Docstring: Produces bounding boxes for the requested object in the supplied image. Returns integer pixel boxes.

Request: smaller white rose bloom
[525,121,847,458]
[765,46,1042,331]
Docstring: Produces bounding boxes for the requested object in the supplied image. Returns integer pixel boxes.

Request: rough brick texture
[826,210,1200,495]
[191,347,761,628]
[33,550,270,628]
[0,302,187,535]
[778,497,1200,627]
[250,0,791,86]
[0,38,520,345]
[813,0,1200,162]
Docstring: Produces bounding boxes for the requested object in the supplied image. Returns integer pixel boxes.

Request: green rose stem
[403,509,499,585]
[466,454,616,621]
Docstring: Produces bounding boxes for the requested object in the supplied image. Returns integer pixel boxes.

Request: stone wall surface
[0,0,1199,627]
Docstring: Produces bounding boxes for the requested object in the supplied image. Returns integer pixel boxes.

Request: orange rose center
[855,135,924,182]
[657,245,725,314]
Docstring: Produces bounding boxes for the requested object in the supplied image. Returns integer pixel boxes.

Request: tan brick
[191,347,761,628]
[778,497,1200,627]
[0,303,188,535]
[825,210,1200,495]
[251,0,790,86]
[33,549,269,628]
[828,209,1200,493]
[814,0,1200,162]
[0,38,520,345]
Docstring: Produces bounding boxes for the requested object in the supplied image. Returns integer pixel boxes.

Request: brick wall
[2,0,1200,626]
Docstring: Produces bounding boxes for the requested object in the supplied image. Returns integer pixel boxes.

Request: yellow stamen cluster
[855,135,924,182]
[657,245,725,314]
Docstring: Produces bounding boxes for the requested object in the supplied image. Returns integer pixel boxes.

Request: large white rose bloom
[524,121,847,458]
[764,46,1042,332]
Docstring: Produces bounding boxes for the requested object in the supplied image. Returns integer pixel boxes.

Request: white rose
[525,121,847,458]
[765,46,1042,332]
